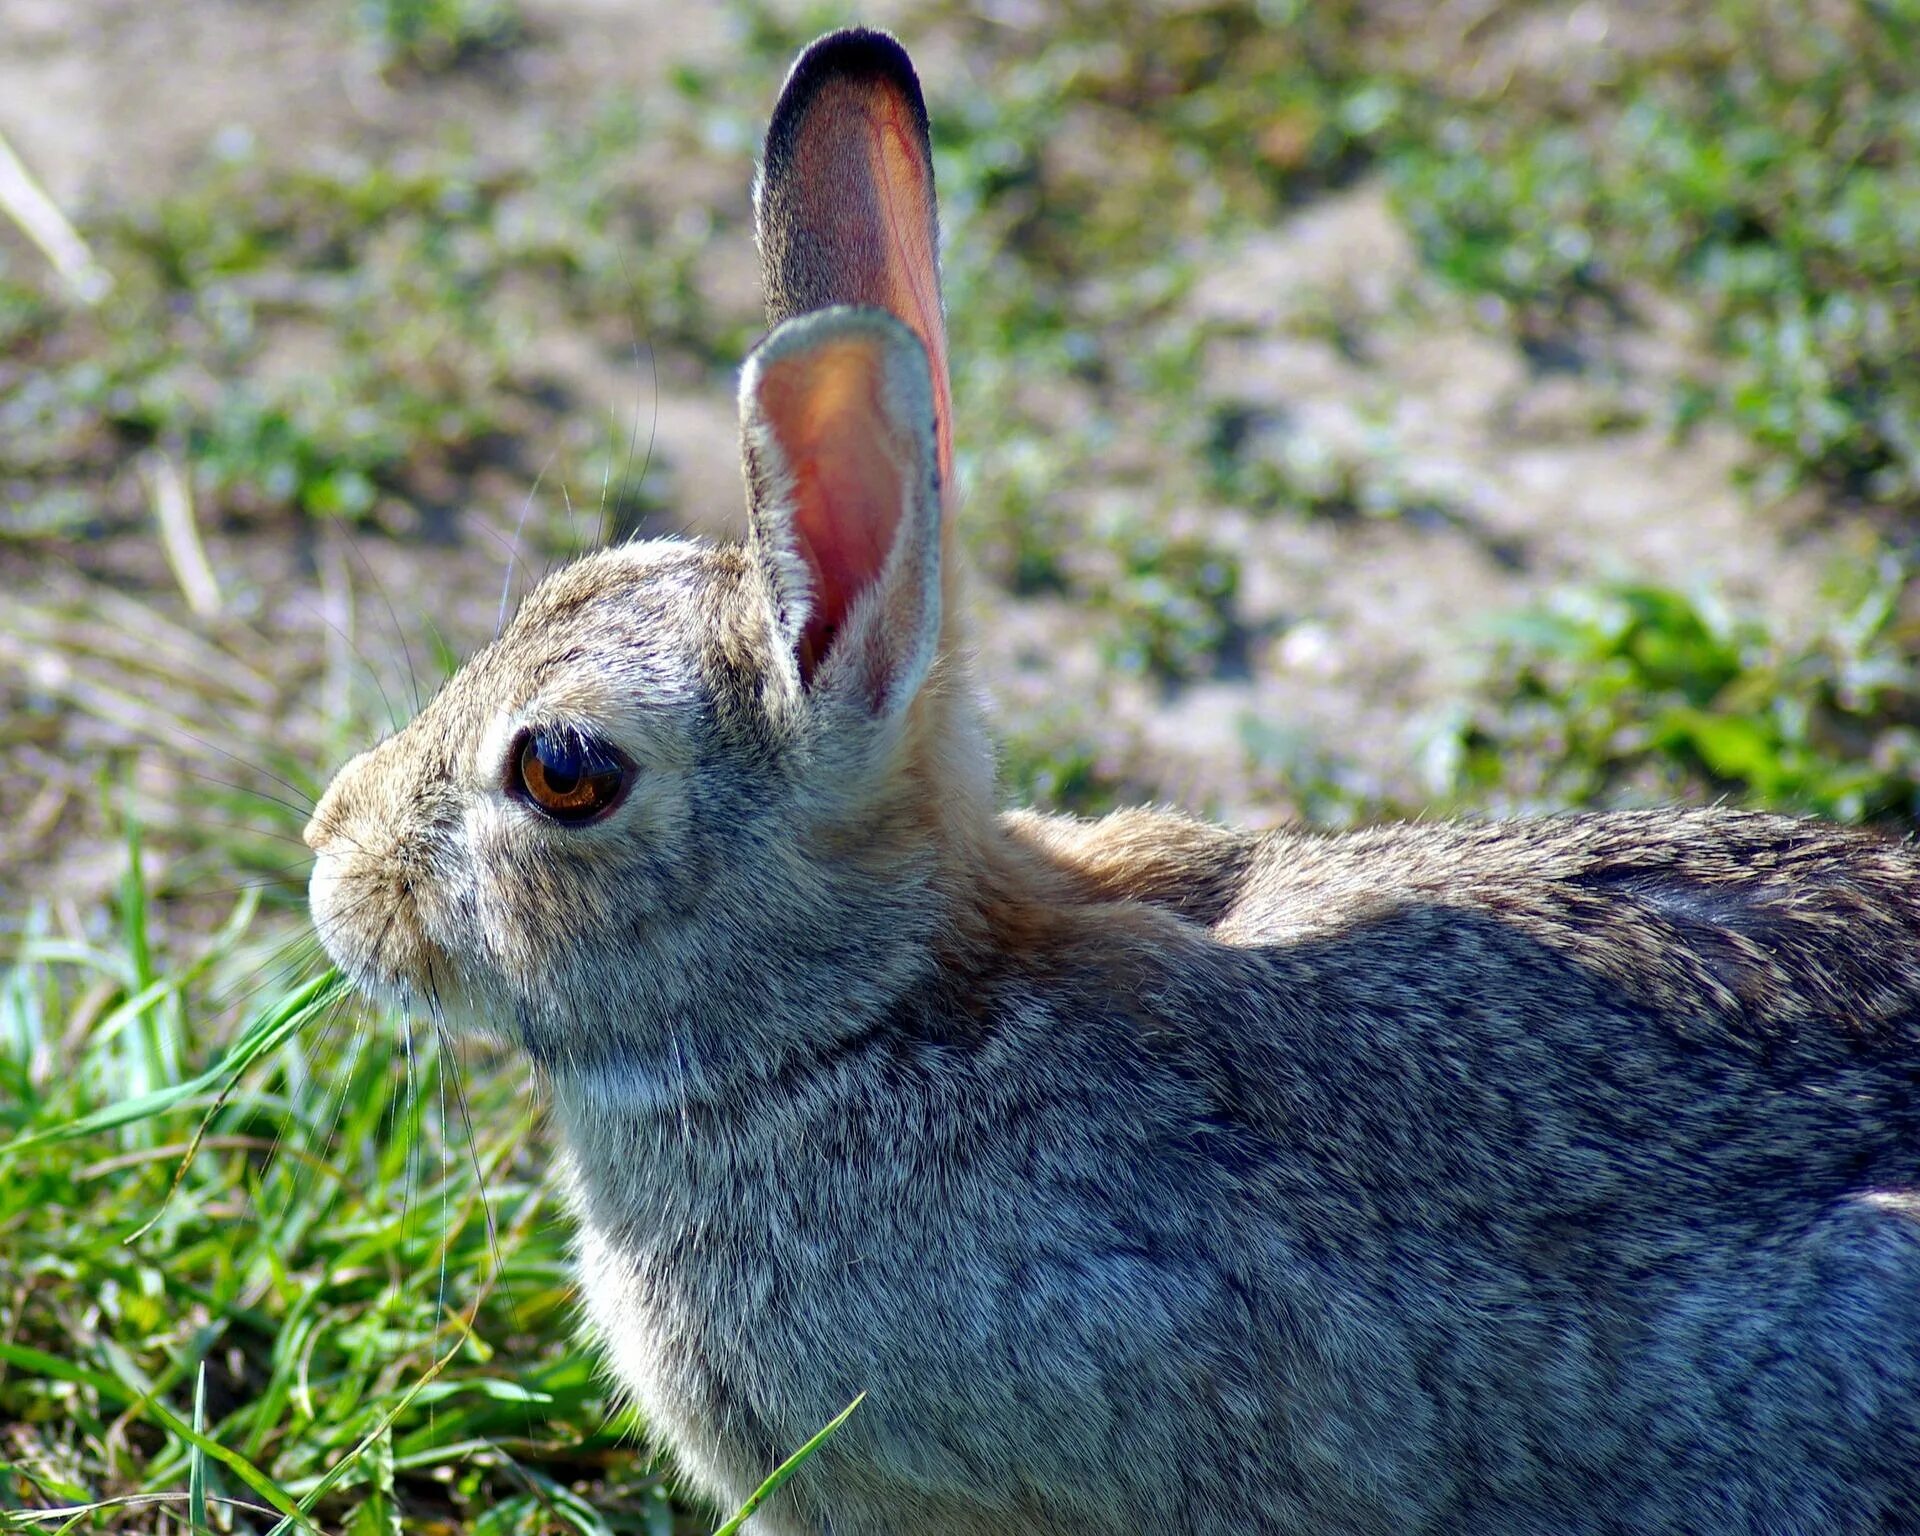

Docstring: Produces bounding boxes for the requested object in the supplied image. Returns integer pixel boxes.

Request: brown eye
[510,728,631,824]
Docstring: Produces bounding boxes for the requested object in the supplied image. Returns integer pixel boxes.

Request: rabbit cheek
[460,806,582,989]
[461,785,681,1020]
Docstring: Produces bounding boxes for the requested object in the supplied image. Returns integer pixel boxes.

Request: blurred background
[3,0,1916,1529]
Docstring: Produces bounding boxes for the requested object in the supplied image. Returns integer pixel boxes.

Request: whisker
[147,859,316,915]
[626,331,661,545]
[175,769,323,831]
[338,517,423,717]
[435,1015,451,1343]
[291,563,400,737]
[439,1015,519,1338]
[596,399,635,552]
[207,882,389,1021]
[602,245,660,549]
[174,856,315,880]
[242,988,355,1225]
[559,482,579,581]
[416,611,458,699]
[151,721,321,810]
[157,875,312,903]
[205,935,330,1025]
[131,962,350,1242]
[358,896,412,1255]
[489,450,557,639]
[157,822,321,851]
[421,957,453,1446]
[399,1007,421,1252]
[299,1003,371,1225]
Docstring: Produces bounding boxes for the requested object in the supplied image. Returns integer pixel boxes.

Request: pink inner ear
[756,340,910,680]
[776,69,953,507]
[853,89,952,497]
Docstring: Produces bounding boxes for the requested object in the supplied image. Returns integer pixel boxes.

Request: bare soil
[0,0,1870,929]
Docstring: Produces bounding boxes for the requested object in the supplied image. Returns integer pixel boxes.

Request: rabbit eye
[510,728,631,824]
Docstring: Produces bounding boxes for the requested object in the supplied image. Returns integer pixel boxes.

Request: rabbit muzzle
[306,739,471,1018]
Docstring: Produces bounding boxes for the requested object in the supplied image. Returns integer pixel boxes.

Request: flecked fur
[307,27,1920,1536]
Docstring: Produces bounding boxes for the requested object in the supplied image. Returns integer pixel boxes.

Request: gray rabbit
[306,28,1920,1535]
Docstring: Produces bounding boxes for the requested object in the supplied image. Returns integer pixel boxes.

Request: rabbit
[305,26,1920,1536]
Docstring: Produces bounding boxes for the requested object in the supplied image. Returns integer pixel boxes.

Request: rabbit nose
[303,782,338,852]
[304,759,359,853]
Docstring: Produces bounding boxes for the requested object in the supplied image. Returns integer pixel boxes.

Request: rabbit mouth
[308,849,453,1017]
[308,847,519,1048]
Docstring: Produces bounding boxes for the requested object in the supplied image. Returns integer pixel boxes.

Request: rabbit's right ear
[756,29,952,499]
[741,307,941,720]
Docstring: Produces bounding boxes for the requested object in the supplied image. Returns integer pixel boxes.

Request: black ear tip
[765,27,930,168]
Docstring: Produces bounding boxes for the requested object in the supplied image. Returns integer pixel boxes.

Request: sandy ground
[0,0,1870,925]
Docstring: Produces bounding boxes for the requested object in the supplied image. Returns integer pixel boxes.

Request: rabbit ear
[756,28,952,500]
[741,307,941,716]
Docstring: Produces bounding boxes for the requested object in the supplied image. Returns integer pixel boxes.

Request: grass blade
[708,1393,864,1536]
[0,1340,309,1529]
[189,1361,209,1533]
[0,971,344,1161]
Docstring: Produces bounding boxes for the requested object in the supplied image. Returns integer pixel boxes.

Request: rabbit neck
[530,695,999,1111]
[537,671,1254,1129]
[540,820,1221,1135]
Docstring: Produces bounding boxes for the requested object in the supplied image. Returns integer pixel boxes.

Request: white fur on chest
[555,1095,1006,1510]
[571,1201,774,1506]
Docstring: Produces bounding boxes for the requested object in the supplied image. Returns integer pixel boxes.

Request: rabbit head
[305,31,992,1097]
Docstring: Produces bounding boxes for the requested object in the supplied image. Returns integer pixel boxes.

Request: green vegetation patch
[1,101,718,544]
[1391,0,1920,509]
[1,840,683,1533]
[1431,562,1920,823]
[10,2,1920,1530]
[357,0,525,76]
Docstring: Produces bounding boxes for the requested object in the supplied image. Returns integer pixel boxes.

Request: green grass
[912,0,1920,812]
[1,817,859,1533]
[1428,557,1920,821]
[2,99,692,544]
[356,0,524,76]
[1389,0,1920,510]
[0,838,660,1531]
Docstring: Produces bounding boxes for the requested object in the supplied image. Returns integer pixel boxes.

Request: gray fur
[306,27,1920,1536]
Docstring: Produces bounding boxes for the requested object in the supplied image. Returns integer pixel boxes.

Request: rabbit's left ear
[741,307,941,717]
